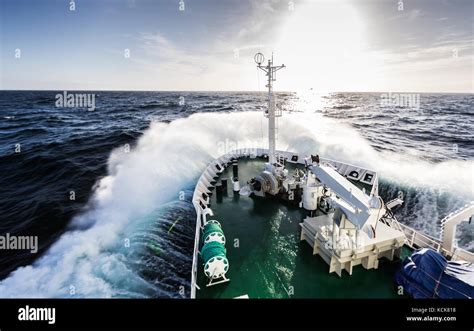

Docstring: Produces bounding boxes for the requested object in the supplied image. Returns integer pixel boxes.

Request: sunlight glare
[275,1,380,92]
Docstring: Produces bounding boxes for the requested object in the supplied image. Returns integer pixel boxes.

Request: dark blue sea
[0,91,473,297]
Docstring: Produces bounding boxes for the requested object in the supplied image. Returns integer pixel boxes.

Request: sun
[275,1,380,92]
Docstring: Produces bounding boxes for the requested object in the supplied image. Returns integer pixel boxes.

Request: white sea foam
[0,111,471,297]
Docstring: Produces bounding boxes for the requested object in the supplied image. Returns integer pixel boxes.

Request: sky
[0,0,473,92]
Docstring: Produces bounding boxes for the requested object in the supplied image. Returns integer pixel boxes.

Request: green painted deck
[196,157,409,298]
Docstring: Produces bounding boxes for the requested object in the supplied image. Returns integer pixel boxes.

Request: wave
[331,104,354,110]
[0,110,471,297]
[136,102,176,110]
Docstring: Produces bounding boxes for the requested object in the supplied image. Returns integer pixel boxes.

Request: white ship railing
[191,149,473,297]
[191,148,256,298]
[190,150,474,292]
[190,148,380,297]
[381,210,474,262]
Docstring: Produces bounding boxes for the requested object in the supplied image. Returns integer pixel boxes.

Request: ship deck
[196,157,410,298]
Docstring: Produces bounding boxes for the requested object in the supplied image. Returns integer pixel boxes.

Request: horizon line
[1,89,473,95]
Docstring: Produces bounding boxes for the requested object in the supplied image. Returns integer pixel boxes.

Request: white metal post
[255,53,285,165]
[266,60,276,164]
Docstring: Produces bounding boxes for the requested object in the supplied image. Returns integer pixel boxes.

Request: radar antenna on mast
[254,52,285,164]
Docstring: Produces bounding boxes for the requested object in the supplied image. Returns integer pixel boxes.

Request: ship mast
[255,53,285,164]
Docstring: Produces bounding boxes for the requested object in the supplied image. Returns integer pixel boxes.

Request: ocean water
[0,91,472,298]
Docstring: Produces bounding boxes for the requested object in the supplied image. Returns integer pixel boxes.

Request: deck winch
[200,219,230,286]
[201,241,229,280]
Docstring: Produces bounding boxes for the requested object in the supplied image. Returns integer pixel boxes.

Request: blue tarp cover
[395,248,474,299]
